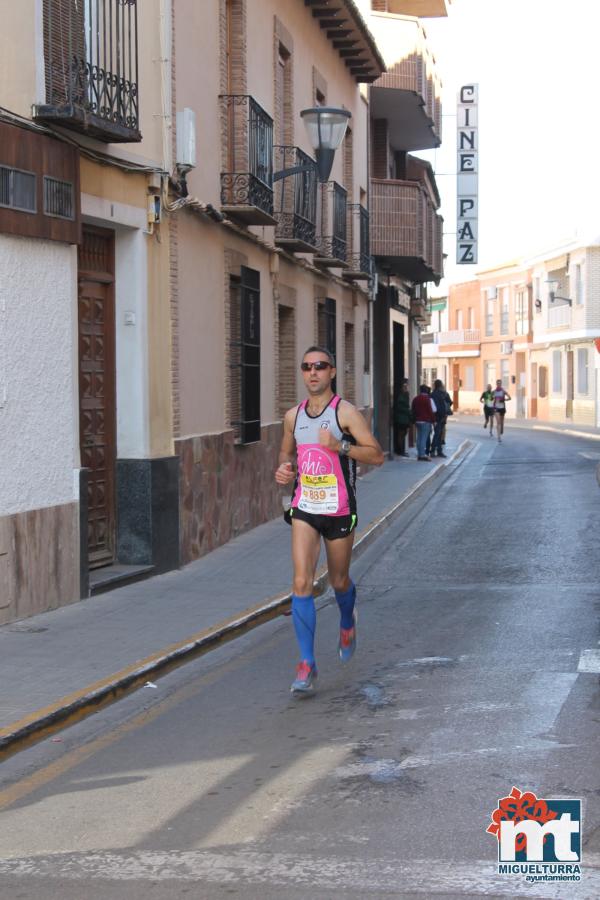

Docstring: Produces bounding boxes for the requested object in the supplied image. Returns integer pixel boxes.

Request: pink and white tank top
[290,395,356,517]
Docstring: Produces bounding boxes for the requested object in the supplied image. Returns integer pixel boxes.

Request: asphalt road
[1,421,600,899]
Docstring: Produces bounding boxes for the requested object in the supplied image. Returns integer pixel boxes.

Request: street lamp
[546,278,572,306]
[273,107,351,184]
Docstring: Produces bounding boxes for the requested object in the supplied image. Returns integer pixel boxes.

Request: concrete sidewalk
[0,434,470,759]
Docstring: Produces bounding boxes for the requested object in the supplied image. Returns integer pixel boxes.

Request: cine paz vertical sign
[457,83,478,264]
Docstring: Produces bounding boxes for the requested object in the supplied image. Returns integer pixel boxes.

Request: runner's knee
[293,575,313,596]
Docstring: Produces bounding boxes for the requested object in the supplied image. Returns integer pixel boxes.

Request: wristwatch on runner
[340,439,352,456]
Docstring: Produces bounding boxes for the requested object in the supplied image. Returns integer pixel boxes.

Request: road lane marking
[0,635,279,812]
[578,649,600,673]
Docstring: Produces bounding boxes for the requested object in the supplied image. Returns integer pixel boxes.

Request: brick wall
[586,247,600,330]
[278,303,297,417]
[371,119,389,179]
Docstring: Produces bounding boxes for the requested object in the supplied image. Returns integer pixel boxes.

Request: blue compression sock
[335,581,356,630]
[291,594,316,665]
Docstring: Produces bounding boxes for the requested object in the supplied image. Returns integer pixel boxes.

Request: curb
[0,440,473,762]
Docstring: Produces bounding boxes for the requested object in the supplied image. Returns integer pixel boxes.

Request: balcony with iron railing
[220,95,276,226]
[314,181,348,268]
[368,12,442,150]
[435,329,481,345]
[344,204,371,281]
[273,146,318,253]
[35,0,141,142]
[370,178,443,283]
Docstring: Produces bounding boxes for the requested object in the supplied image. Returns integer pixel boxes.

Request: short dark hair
[419,384,429,393]
[433,379,443,389]
[303,345,336,366]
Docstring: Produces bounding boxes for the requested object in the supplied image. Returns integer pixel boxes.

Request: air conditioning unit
[500,341,513,354]
[487,286,498,300]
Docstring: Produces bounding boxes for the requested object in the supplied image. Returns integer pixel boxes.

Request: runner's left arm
[319,402,384,467]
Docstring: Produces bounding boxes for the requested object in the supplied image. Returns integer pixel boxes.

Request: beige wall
[0,0,38,117]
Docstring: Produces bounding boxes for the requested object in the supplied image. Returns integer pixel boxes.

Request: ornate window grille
[274,146,317,251]
[38,0,140,142]
[316,181,347,265]
[220,96,275,223]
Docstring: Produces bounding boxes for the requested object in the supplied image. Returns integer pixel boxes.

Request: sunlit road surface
[1,420,599,899]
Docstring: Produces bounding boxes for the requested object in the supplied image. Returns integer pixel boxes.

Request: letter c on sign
[460,85,475,104]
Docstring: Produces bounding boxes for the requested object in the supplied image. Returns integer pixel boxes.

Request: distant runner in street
[275,346,384,695]
[480,384,495,436]
[493,379,511,442]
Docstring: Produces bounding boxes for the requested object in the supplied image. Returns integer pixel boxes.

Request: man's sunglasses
[301,361,332,372]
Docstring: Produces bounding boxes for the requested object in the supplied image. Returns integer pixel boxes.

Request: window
[363,317,370,373]
[577,348,588,394]
[574,264,584,305]
[468,307,475,329]
[456,309,463,330]
[485,299,494,336]
[230,266,261,444]
[500,288,509,335]
[500,359,510,385]
[318,298,337,391]
[43,176,75,220]
[0,165,36,213]
[484,362,496,386]
[552,350,562,393]
[344,322,355,403]
[515,290,528,335]
[465,366,475,390]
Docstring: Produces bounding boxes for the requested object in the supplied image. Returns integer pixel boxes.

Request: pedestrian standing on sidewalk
[493,379,511,442]
[480,384,495,435]
[430,379,448,458]
[393,379,411,457]
[440,382,453,448]
[411,384,437,461]
[275,346,384,695]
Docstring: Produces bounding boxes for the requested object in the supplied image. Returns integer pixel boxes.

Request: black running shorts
[284,506,357,540]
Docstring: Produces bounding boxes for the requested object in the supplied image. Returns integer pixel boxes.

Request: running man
[275,346,384,695]
[480,384,495,436]
[492,379,511,442]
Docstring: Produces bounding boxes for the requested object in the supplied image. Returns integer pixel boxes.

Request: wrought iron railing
[316,181,347,263]
[347,203,370,274]
[39,0,140,141]
[274,146,317,249]
[220,95,274,219]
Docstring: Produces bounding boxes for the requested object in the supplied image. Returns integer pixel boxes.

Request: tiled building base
[0,502,79,625]
[177,423,284,564]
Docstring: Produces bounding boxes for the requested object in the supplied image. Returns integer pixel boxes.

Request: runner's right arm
[275,406,297,484]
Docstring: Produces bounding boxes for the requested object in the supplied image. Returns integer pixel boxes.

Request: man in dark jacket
[430,379,448,458]
[393,380,411,457]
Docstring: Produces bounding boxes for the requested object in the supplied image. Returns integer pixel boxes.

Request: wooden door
[78,228,116,568]
[566,350,574,419]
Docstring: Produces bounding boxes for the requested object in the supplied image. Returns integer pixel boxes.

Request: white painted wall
[0,235,78,515]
